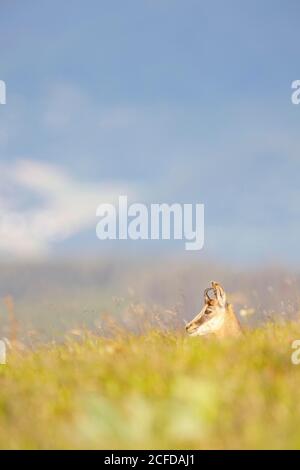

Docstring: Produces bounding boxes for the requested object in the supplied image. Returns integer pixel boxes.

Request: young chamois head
[185,281,242,338]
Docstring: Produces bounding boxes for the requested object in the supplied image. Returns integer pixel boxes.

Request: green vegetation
[0,322,300,449]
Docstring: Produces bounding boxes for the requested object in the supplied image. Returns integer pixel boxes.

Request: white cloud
[0,159,136,259]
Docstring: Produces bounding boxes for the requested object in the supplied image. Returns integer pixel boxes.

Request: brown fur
[212,303,242,338]
[185,281,243,339]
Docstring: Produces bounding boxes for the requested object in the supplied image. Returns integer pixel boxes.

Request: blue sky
[0,1,300,264]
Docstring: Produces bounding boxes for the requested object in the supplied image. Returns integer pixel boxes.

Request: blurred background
[0,1,300,340]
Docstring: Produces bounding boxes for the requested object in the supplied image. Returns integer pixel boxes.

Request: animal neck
[215,303,243,338]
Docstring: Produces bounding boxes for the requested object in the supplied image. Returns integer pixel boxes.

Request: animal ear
[212,282,226,307]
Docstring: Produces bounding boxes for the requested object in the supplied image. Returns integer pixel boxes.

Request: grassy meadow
[1,321,300,449]
[0,258,300,449]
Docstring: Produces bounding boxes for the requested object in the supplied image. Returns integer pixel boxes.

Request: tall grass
[0,321,300,449]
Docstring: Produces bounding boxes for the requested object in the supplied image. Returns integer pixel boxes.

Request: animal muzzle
[185,322,200,336]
